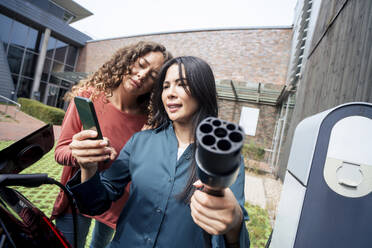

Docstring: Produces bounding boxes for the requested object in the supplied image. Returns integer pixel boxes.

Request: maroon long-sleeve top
[51,91,147,229]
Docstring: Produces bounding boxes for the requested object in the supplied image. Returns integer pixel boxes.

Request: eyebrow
[142,58,150,65]
[142,57,161,76]
[163,78,187,84]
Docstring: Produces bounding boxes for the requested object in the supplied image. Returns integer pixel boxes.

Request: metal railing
[0,94,21,120]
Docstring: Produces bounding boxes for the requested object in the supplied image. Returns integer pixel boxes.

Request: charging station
[270,102,372,248]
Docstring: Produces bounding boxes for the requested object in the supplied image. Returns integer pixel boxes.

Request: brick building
[75,27,292,155]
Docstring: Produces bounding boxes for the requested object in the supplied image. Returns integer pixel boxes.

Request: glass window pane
[39,81,47,102]
[12,75,18,89]
[49,74,61,85]
[47,84,59,106]
[54,40,67,62]
[64,65,74,72]
[0,13,13,45]
[56,87,68,109]
[52,60,64,73]
[10,20,28,48]
[42,58,52,81]
[21,51,38,78]
[61,80,71,88]
[66,45,77,66]
[26,27,38,51]
[16,77,33,98]
[46,36,56,58]
[7,45,24,74]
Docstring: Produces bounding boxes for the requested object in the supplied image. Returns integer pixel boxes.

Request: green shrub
[242,142,266,161]
[18,98,65,125]
[245,202,272,248]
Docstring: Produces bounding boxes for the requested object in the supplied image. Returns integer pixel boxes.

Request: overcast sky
[71,0,298,40]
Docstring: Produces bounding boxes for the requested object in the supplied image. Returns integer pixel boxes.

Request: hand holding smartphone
[74,96,103,140]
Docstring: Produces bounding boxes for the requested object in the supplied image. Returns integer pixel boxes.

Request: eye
[177,80,188,88]
[150,71,158,80]
[138,59,145,68]
[163,82,170,89]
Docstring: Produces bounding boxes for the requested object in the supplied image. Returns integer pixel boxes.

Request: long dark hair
[149,56,218,202]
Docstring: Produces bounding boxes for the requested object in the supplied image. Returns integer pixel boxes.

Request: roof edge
[87,25,293,43]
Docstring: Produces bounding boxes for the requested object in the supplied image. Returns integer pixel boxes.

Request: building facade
[0,0,91,108]
[275,0,372,179]
[76,28,292,156]
[0,0,294,165]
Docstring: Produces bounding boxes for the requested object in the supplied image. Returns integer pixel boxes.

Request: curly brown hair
[65,41,172,110]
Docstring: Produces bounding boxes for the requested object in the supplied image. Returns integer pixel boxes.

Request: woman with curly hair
[51,41,172,248]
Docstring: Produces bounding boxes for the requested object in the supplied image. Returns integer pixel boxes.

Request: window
[0,13,13,48]
[46,84,59,106]
[21,51,38,78]
[12,75,18,89]
[52,60,64,73]
[239,107,260,136]
[9,20,29,48]
[64,65,74,72]
[42,58,52,81]
[7,45,24,74]
[17,77,33,98]
[66,45,77,66]
[54,40,67,63]
[25,27,39,51]
[39,81,47,102]
[56,87,68,109]
[46,36,56,58]
[49,74,61,85]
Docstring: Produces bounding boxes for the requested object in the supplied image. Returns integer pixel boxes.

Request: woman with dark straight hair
[66,56,250,248]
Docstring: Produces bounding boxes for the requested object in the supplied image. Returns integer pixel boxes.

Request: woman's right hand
[69,130,117,169]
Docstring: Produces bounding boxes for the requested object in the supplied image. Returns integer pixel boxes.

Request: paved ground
[0,105,61,141]
[245,171,283,224]
[0,105,283,223]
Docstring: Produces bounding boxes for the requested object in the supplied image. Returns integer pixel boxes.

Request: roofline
[50,0,93,23]
[87,25,293,43]
[0,0,91,46]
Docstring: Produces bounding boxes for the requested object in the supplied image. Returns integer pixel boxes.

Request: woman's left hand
[190,180,243,241]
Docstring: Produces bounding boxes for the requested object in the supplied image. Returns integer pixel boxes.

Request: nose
[166,84,177,98]
[136,68,150,82]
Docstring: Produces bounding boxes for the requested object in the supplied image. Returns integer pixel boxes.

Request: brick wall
[76,28,292,84]
[76,28,291,153]
[218,99,278,149]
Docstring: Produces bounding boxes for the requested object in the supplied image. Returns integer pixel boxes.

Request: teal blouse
[67,122,250,248]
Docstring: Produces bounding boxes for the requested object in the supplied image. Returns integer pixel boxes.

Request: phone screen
[74,96,103,140]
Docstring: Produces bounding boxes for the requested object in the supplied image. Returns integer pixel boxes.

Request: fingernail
[193,182,203,189]
[100,140,107,145]
[193,180,201,186]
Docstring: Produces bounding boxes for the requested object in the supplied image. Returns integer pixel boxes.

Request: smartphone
[74,96,103,140]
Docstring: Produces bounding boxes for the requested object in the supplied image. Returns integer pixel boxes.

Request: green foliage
[18,97,65,125]
[242,142,266,161]
[245,202,272,248]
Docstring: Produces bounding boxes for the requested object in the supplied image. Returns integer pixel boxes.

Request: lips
[167,103,182,113]
[130,78,141,88]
